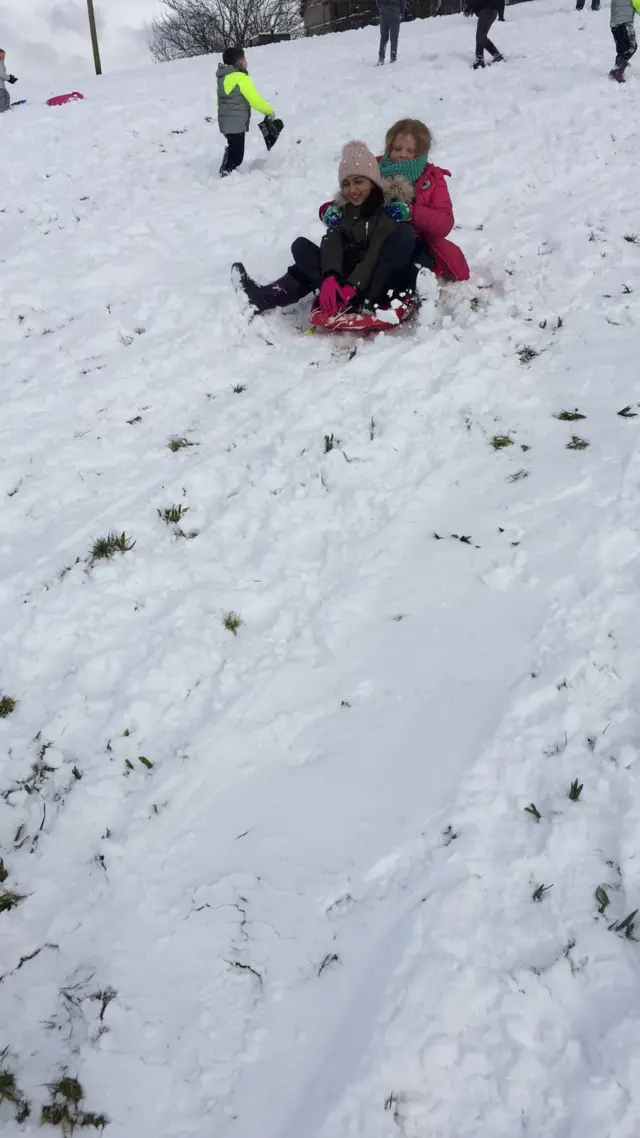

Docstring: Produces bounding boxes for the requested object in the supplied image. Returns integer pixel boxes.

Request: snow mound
[1,5,640,1137]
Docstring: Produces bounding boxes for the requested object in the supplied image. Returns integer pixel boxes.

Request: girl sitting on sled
[233,131,468,320]
[233,140,419,318]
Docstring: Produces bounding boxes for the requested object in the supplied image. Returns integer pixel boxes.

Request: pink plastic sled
[46,92,85,107]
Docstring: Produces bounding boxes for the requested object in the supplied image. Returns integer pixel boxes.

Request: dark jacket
[377,0,406,15]
[468,0,505,15]
[320,193,399,295]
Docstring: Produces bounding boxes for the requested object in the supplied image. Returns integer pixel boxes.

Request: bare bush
[149,0,300,61]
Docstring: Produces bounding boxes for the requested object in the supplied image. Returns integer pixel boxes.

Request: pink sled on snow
[46,92,85,107]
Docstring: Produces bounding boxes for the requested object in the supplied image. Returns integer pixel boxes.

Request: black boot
[473,56,485,68]
[231,263,307,313]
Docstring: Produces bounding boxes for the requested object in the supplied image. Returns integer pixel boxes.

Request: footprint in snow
[480,548,529,591]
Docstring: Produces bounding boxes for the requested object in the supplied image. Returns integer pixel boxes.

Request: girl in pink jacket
[378,118,469,282]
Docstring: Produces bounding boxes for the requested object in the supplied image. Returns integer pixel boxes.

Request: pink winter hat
[338,140,386,190]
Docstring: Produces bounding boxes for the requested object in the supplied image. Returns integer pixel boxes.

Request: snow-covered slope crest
[1,5,640,1137]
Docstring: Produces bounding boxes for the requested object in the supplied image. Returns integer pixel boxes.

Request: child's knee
[394,223,417,253]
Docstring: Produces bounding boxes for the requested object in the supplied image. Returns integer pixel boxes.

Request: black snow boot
[231,263,307,313]
[473,56,485,68]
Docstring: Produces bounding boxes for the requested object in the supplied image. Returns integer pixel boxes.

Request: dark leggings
[379,12,401,60]
[612,22,637,71]
[220,133,245,177]
[290,225,416,302]
[476,8,500,58]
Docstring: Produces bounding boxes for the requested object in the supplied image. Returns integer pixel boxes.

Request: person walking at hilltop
[464,0,505,69]
[0,48,18,113]
[216,46,275,177]
[609,0,637,80]
[377,0,405,65]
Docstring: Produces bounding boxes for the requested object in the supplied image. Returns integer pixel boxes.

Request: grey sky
[2,0,163,80]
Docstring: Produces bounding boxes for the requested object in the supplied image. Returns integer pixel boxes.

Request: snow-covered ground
[2,4,640,1136]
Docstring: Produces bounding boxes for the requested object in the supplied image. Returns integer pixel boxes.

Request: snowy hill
[2,5,640,1136]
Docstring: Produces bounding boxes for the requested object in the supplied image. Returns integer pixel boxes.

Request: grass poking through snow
[41,1075,108,1133]
[158,504,189,525]
[167,435,197,452]
[0,1059,31,1123]
[532,883,552,902]
[568,778,583,801]
[554,409,586,421]
[517,346,539,364]
[222,611,243,636]
[595,885,610,914]
[0,889,24,912]
[87,532,135,566]
[609,910,638,939]
[0,694,17,718]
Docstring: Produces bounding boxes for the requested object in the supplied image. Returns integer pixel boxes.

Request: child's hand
[320,204,342,229]
[319,275,342,315]
[319,275,357,315]
[385,201,411,223]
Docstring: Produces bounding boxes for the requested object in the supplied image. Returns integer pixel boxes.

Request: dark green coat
[320,203,399,295]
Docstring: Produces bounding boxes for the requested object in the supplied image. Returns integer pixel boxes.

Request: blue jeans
[379,12,401,60]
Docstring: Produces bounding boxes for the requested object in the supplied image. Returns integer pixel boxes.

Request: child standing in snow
[609,0,637,80]
[232,141,417,315]
[216,46,275,176]
[377,0,405,65]
[377,118,469,281]
[464,0,505,69]
[0,49,18,113]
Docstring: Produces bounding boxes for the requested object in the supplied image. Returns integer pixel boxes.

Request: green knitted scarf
[378,153,429,184]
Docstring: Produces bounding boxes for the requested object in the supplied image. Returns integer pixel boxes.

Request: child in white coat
[0,49,18,112]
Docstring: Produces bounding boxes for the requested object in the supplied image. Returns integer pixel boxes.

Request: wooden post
[86,0,103,75]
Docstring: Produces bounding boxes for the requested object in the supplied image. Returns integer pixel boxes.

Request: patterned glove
[385,201,411,223]
[320,204,342,229]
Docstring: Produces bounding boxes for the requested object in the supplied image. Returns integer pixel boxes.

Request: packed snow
[1,3,640,1136]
